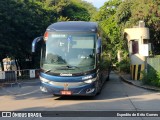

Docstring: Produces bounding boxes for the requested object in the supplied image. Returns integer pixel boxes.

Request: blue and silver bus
[32,21,110,96]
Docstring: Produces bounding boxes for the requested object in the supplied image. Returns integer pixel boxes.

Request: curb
[119,74,160,92]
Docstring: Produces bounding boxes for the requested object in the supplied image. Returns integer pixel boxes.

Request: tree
[61,1,90,21]
[93,0,123,62]
[71,0,97,21]
[47,0,92,21]
[0,0,57,69]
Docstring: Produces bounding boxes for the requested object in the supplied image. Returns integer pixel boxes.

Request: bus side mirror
[96,38,102,54]
[32,36,43,52]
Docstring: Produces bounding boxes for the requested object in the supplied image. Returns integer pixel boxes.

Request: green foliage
[142,69,160,87]
[142,55,160,87]
[44,0,96,21]
[71,0,97,21]
[115,0,133,25]
[61,1,90,21]
[57,16,70,22]
[94,0,124,63]
[0,0,56,57]
[100,52,111,71]
[116,58,130,73]
[99,16,124,59]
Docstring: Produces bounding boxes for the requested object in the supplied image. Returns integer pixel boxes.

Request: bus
[32,21,111,96]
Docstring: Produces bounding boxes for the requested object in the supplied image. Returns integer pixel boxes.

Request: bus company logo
[64,83,69,90]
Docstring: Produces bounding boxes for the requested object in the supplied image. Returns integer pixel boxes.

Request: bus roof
[46,21,98,32]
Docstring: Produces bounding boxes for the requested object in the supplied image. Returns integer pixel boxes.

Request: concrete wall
[124,27,150,40]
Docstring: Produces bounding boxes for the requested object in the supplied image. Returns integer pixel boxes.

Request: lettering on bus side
[60,73,72,76]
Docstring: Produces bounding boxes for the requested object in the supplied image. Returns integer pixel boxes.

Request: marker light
[44,32,48,41]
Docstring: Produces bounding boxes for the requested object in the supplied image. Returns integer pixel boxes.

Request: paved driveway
[0,71,160,120]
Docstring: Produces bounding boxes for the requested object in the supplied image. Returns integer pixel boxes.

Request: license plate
[60,90,72,95]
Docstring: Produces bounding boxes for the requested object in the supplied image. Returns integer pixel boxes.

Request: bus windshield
[41,32,96,74]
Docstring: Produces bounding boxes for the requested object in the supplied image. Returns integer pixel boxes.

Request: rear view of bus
[32,21,109,96]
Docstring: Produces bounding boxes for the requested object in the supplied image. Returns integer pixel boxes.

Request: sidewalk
[0,79,41,96]
[119,73,160,91]
[0,78,41,88]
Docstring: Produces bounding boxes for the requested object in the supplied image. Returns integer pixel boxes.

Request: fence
[0,69,40,86]
[147,56,160,73]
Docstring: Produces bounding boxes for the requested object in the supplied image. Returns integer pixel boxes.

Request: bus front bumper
[40,81,97,96]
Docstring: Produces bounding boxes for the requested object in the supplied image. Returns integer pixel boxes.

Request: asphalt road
[0,71,160,120]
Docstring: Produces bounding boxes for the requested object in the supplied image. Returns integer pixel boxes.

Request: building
[124,21,151,80]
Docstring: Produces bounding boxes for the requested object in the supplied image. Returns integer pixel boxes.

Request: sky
[83,0,108,9]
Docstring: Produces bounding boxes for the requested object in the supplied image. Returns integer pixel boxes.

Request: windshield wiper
[56,65,77,70]
[66,65,79,68]
[44,69,52,73]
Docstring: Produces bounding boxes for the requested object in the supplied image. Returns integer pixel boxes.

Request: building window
[132,41,139,54]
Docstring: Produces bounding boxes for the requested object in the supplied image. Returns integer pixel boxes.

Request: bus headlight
[84,77,97,84]
[40,76,55,85]
[39,76,50,83]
